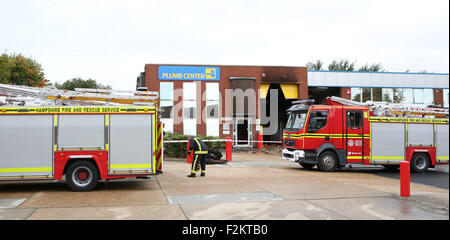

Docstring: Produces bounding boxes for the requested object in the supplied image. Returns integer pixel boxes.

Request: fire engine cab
[282,97,449,172]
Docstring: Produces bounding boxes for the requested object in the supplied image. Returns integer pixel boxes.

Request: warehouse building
[137,64,449,147]
[308,70,449,107]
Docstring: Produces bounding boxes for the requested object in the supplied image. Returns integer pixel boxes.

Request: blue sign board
[158,66,220,81]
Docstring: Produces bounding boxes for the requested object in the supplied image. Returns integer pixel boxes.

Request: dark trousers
[191,154,206,174]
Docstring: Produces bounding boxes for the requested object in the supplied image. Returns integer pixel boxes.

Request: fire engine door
[345,110,365,163]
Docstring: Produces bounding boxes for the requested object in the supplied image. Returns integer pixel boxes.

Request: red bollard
[258,132,263,150]
[400,161,410,197]
[226,137,232,162]
[187,140,193,164]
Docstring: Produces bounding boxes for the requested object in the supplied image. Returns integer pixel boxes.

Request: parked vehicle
[0,106,163,191]
[282,97,449,172]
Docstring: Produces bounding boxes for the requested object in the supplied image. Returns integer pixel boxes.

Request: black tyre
[299,163,315,169]
[411,153,430,173]
[317,151,338,172]
[66,160,99,192]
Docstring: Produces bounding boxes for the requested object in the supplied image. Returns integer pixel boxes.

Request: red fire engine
[282,97,449,172]
[0,106,164,191]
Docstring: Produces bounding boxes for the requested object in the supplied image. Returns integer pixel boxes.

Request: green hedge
[163,133,225,158]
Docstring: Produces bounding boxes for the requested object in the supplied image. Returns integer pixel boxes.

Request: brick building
[137,64,449,147]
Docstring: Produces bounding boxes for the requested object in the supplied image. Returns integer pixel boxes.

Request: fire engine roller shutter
[370,122,405,163]
[435,124,449,163]
[407,124,434,147]
[58,115,105,150]
[0,115,53,177]
[109,115,153,173]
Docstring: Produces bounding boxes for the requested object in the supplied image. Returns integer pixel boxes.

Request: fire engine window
[307,110,329,133]
[347,111,363,129]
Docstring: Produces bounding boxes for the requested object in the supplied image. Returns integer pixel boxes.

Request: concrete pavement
[0,151,448,220]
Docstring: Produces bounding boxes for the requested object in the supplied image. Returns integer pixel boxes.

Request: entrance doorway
[233,118,252,147]
[261,83,295,142]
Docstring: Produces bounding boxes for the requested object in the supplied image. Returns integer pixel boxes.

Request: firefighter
[187,136,209,178]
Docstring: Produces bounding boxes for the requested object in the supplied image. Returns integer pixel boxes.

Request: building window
[351,87,432,105]
[362,88,372,102]
[413,88,424,104]
[206,83,220,119]
[206,83,220,137]
[183,106,196,119]
[372,88,382,102]
[160,82,174,133]
[160,82,173,119]
[160,102,173,119]
[382,88,393,103]
[183,82,197,136]
[207,104,219,118]
[351,88,361,102]
[423,89,433,105]
[183,82,197,119]
[444,89,449,108]
[393,88,404,103]
[402,88,414,104]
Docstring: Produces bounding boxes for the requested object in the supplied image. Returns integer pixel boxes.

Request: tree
[328,59,355,71]
[55,78,111,91]
[0,53,48,87]
[0,54,14,84]
[358,63,383,72]
[306,60,324,70]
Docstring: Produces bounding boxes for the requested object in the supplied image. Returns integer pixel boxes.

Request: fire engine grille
[283,140,296,146]
[283,152,294,158]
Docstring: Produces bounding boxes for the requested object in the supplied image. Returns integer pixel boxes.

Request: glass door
[233,118,252,147]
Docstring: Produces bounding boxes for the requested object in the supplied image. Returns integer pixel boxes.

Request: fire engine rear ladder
[327,96,449,118]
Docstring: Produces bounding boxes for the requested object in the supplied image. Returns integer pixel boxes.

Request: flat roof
[308,70,449,75]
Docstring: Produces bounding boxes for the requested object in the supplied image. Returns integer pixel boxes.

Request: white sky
[1,0,448,90]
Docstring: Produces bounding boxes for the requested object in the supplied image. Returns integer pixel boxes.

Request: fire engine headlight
[294,150,305,159]
[294,151,305,159]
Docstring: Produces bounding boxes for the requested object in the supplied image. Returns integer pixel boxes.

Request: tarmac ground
[0,151,448,220]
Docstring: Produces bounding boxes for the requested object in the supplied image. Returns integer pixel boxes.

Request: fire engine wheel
[411,153,430,173]
[318,151,338,172]
[66,160,99,192]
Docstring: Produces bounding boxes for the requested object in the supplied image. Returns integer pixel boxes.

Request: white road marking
[361,203,395,220]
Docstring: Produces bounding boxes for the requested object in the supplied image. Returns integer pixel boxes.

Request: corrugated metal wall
[308,71,449,89]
